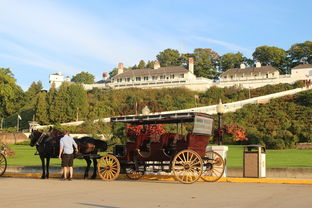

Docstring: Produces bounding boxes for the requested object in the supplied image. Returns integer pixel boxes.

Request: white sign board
[193,116,213,135]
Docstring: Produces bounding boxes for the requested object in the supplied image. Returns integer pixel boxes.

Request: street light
[216,99,225,145]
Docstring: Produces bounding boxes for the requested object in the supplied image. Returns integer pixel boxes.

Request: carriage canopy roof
[111,112,214,135]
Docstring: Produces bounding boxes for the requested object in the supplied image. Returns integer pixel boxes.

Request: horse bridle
[36,132,46,146]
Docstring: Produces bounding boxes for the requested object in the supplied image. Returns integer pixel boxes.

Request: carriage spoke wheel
[0,153,7,176]
[201,151,225,182]
[172,150,203,184]
[97,155,120,181]
[126,165,144,180]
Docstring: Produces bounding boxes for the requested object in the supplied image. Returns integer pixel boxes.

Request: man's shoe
[68,178,72,181]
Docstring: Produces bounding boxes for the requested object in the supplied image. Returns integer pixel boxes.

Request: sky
[0,0,311,90]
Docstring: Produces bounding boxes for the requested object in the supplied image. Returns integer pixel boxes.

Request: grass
[227,145,312,168]
[5,144,312,168]
[6,144,101,167]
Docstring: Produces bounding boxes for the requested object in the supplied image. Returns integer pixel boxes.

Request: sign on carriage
[193,116,213,135]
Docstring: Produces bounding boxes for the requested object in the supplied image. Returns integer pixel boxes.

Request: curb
[3,173,312,185]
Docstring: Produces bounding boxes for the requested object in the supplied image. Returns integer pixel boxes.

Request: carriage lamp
[216,99,225,145]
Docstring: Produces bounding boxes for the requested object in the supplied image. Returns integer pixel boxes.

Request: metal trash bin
[243,145,266,178]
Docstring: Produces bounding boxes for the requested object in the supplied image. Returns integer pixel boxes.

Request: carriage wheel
[125,165,144,180]
[0,153,7,176]
[97,155,120,181]
[172,150,203,184]
[201,151,225,182]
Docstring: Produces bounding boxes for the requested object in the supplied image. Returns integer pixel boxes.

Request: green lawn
[227,145,312,168]
[5,144,312,168]
[6,144,102,167]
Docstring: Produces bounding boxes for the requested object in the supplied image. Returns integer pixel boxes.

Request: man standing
[58,130,78,181]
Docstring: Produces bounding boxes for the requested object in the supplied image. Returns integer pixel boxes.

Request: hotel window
[180,74,184,78]
[170,74,175,79]
[136,77,141,81]
[126,78,130,82]
[144,76,148,81]
[152,76,158,80]
[160,75,165,79]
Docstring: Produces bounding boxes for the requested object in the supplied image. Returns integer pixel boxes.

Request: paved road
[1,177,311,208]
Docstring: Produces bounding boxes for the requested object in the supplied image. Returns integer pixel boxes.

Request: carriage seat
[160,133,185,149]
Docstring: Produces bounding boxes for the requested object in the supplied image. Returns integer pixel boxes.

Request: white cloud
[191,36,252,55]
[0,0,168,71]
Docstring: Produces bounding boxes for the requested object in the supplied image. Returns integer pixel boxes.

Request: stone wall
[0,133,29,144]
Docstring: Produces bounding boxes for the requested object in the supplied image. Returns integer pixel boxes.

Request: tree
[0,68,24,117]
[24,81,43,108]
[67,83,88,121]
[287,41,312,67]
[48,82,88,123]
[51,83,70,123]
[156,49,182,67]
[137,60,146,69]
[252,46,287,72]
[71,71,95,84]
[109,68,118,78]
[35,91,49,124]
[193,48,220,79]
[243,57,254,67]
[47,83,57,123]
[219,52,244,72]
[146,60,155,68]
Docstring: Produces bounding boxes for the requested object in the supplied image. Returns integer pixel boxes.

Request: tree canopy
[156,48,182,67]
[287,41,312,67]
[192,48,220,78]
[219,52,244,72]
[0,68,24,117]
[71,71,95,84]
[252,46,287,73]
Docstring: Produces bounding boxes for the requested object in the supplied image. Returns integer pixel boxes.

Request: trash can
[243,145,266,178]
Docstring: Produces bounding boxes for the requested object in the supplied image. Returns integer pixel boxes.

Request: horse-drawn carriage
[97,112,225,184]
[0,144,7,176]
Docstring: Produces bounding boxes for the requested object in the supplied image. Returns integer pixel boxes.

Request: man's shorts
[61,154,74,167]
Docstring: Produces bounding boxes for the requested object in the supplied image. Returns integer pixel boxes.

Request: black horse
[29,129,107,179]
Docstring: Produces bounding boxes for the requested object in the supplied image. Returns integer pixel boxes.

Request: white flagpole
[17,115,19,132]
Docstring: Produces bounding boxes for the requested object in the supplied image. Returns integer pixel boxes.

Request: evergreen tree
[146,60,155,68]
[67,84,88,121]
[137,60,146,69]
[35,91,49,124]
[24,81,43,108]
[47,83,58,123]
[52,83,70,123]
